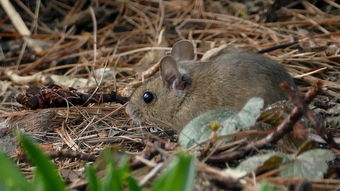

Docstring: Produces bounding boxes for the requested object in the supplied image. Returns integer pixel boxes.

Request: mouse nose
[125,103,140,120]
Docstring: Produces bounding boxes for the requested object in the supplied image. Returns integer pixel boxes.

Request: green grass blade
[126,176,142,191]
[31,171,48,191]
[102,163,122,191]
[18,133,66,191]
[152,153,196,191]
[86,165,101,191]
[256,180,278,191]
[0,152,31,191]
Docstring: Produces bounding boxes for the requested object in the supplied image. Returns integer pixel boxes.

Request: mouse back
[126,40,296,131]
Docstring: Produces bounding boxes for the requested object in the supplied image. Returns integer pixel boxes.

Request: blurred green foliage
[0,132,196,191]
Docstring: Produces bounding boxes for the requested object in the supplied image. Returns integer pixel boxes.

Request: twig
[294,67,327,79]
[139,163,164,186]
[47,150,96,161]
[0,0,42,52]
[197,162,241,189]
[257,37,299,53]
[315,128,340,150]
[16,84,128,109]
[89,6,98,85]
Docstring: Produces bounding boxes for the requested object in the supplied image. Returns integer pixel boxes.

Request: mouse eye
[143,91,154,104]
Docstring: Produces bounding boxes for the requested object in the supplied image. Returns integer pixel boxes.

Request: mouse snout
[125,103,141,120]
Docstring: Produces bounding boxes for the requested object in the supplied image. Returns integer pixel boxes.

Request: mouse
[125,40,296,132]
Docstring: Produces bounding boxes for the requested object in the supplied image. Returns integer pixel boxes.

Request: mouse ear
[160,55,187,90]
[171,40,195,62]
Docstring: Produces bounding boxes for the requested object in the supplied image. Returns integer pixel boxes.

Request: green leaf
[0,152,31,191]
[256,180,278,191]
[179,97,263,148]
[126,176,142,191]
[237,149,335,179]
[31,171,47,191]
[101,154,132,191]
[152,153,196,191]
[116,155,131,179]
[179,109,235,148]
[18,133,66,191]
[219,97,264,135]
[94,146,125,171]
[117,155,141,191]
[86,165,101,191]
[102,163,122,191]
[237,152,285,173]
[93,148,141,191]
[280,149,335,178]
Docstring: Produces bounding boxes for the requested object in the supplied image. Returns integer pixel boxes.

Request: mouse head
[126,40,195,129]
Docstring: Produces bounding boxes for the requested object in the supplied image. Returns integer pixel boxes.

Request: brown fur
[126,41,296,132]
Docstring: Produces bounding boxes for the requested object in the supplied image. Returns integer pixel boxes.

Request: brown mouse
[126,40,296,132]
